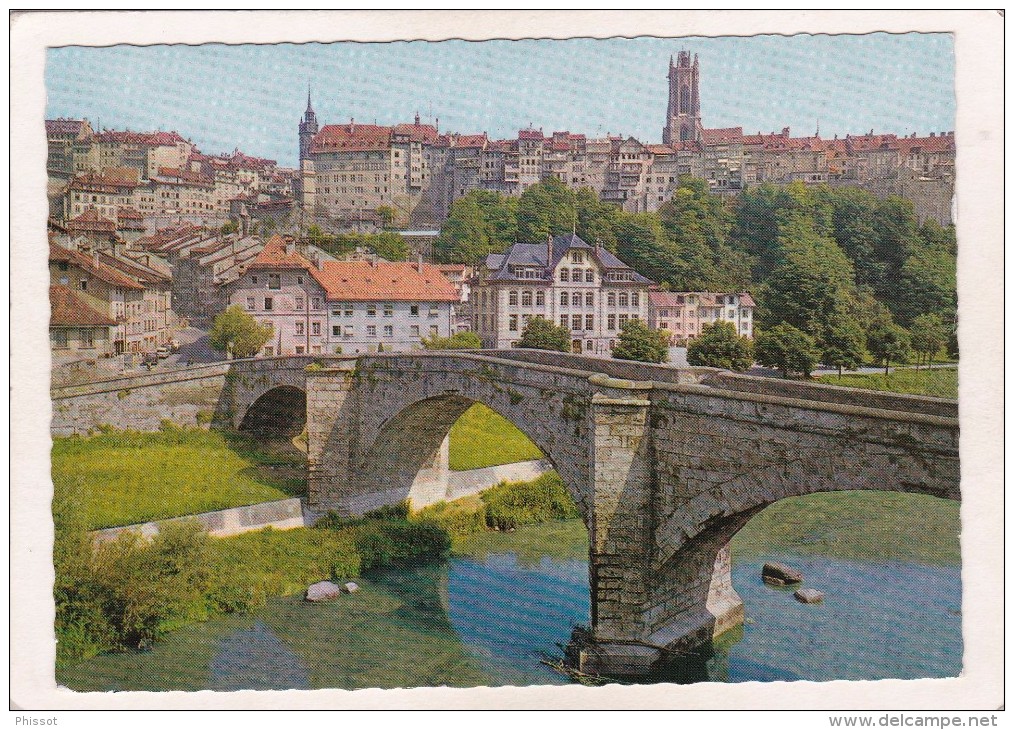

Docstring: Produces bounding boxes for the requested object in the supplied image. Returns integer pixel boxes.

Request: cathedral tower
[663,51,703,145]
[298,86,319,162]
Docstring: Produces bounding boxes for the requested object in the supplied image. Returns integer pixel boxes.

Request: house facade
[471,233,653,355]
[648,291,756,343]
[226,235,458,356]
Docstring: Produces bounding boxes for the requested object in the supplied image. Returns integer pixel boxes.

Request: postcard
[10,9,1003,713]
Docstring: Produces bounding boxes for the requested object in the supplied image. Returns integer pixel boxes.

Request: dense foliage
[421,331,482,350]
[434,177,956,375]
[611,318,670,363]
[209,305,274,359]
[686,321,754,371]
[306,227,409,261]
[755,323,821,379]
[517,316,572,352]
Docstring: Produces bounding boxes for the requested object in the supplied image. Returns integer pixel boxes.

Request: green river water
[57,493,962,690]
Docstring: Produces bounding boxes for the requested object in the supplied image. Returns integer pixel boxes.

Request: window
[268,274,281,290]
[559,269,569,282]
[585,292,594,307]
[297,276,304,284]
[344,303,353,317]
[585,270,594,283]
[607,314,616,330]
[631,292,640,306]
[295,297,304,310]
[383,303,394,317]
[312,298,322,310]
[585,315,594,330]
[345,325,354,337]
[509,314,519,331]
[521,290,532,306]
[522,314,531,327]
[79,279,88,292]
[410,304,419,316]
[619,292,629,307]
[607,292,616,306]
[571,318,582,331]
[58,261,68,272]
[366,305,377,317]
[509,291,518,305]
[311,322,321,336]
[560,315,569,328]
[384,325,393,337]
[430,325,439,336]
[52,330,68,349]
[619,314,629,328]
[429,305,439,318]
[246,297,256,310]
[252,276,258,284]
[571,251,583,264]
[560,292,569,306]
[367,325,377,337]
[264,297,273,311]
[295,346,305,354]
[295,322,305,335]
[535,291,545,306]
[410,325,420,337]
[333,325,341,337]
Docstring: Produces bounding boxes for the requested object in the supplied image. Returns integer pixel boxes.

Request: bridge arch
[351,393,589,520]
[238,385,307,439]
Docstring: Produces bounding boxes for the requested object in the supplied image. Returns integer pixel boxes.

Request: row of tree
[433,176,957,374]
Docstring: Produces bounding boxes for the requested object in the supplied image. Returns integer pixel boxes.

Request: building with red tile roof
[648,291,755,342]
[50,285,118,357]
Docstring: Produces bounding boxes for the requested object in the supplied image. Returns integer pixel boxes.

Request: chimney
[546,233,553,269]
[284,236,295,255]
[416,252,424,273]
[92,250,100,268]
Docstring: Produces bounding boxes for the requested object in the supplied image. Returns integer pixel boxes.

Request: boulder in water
[794,588,825,604]
[343,582,360,594]
[762,562,804,586]
[305,581,343,602]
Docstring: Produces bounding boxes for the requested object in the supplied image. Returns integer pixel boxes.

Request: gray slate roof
[483,233,652,284]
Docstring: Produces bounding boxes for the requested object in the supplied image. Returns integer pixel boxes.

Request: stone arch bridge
[51,351,959,676]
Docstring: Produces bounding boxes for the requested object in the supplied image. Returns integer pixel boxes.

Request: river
[56,494,961,691]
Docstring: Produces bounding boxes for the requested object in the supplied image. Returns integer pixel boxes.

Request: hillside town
[47,53,954,379]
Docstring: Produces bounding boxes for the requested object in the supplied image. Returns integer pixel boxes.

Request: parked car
[169,339,181,353]
[141,352,159,369]
[156,346,171,359]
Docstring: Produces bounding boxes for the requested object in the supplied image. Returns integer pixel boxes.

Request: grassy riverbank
[448,403,543,470]
[52,426,306,530]
[817,367,957,399]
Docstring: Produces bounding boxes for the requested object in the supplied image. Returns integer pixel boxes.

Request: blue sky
[46,33,955,168]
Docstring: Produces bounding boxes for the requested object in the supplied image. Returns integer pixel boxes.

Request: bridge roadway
[50,351,960,676]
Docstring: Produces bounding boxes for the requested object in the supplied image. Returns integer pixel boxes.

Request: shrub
[415,496,488,536]
[346,519,451,571]
[363,500,410,521]
[481,472,579,530]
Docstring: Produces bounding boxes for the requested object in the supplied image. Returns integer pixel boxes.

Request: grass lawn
[52,428,306,530]
[448,403,543,471]
[732,491,960,565]
[817,366,957,399]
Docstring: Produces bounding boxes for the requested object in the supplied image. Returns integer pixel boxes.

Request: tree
[517,316,571,352]
[375,205,397,229]
[209,305,274,359]
[818,313,866,376]
[755,323,820,379]
[612,318,670,364]
[686,321,754,371]
[908,313,949,368]
[866,319,912,375]
[760,218,856,339]
[421,331,482,350]
[516,177,577,242]
[434,191,518,264]
[221,220,239,235]
[896,244,957,327]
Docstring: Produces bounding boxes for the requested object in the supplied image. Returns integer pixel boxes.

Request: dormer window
[571,251,584,264]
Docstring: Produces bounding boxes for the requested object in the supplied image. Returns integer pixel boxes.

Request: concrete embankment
[91,458,553,541]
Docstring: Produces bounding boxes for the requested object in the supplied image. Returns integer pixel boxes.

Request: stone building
[49,284,117,360]
[471,233,653,355]
[647,291,756,344]
[225,235,458,356]
[49,240,177,354]
[315,258,458,354]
